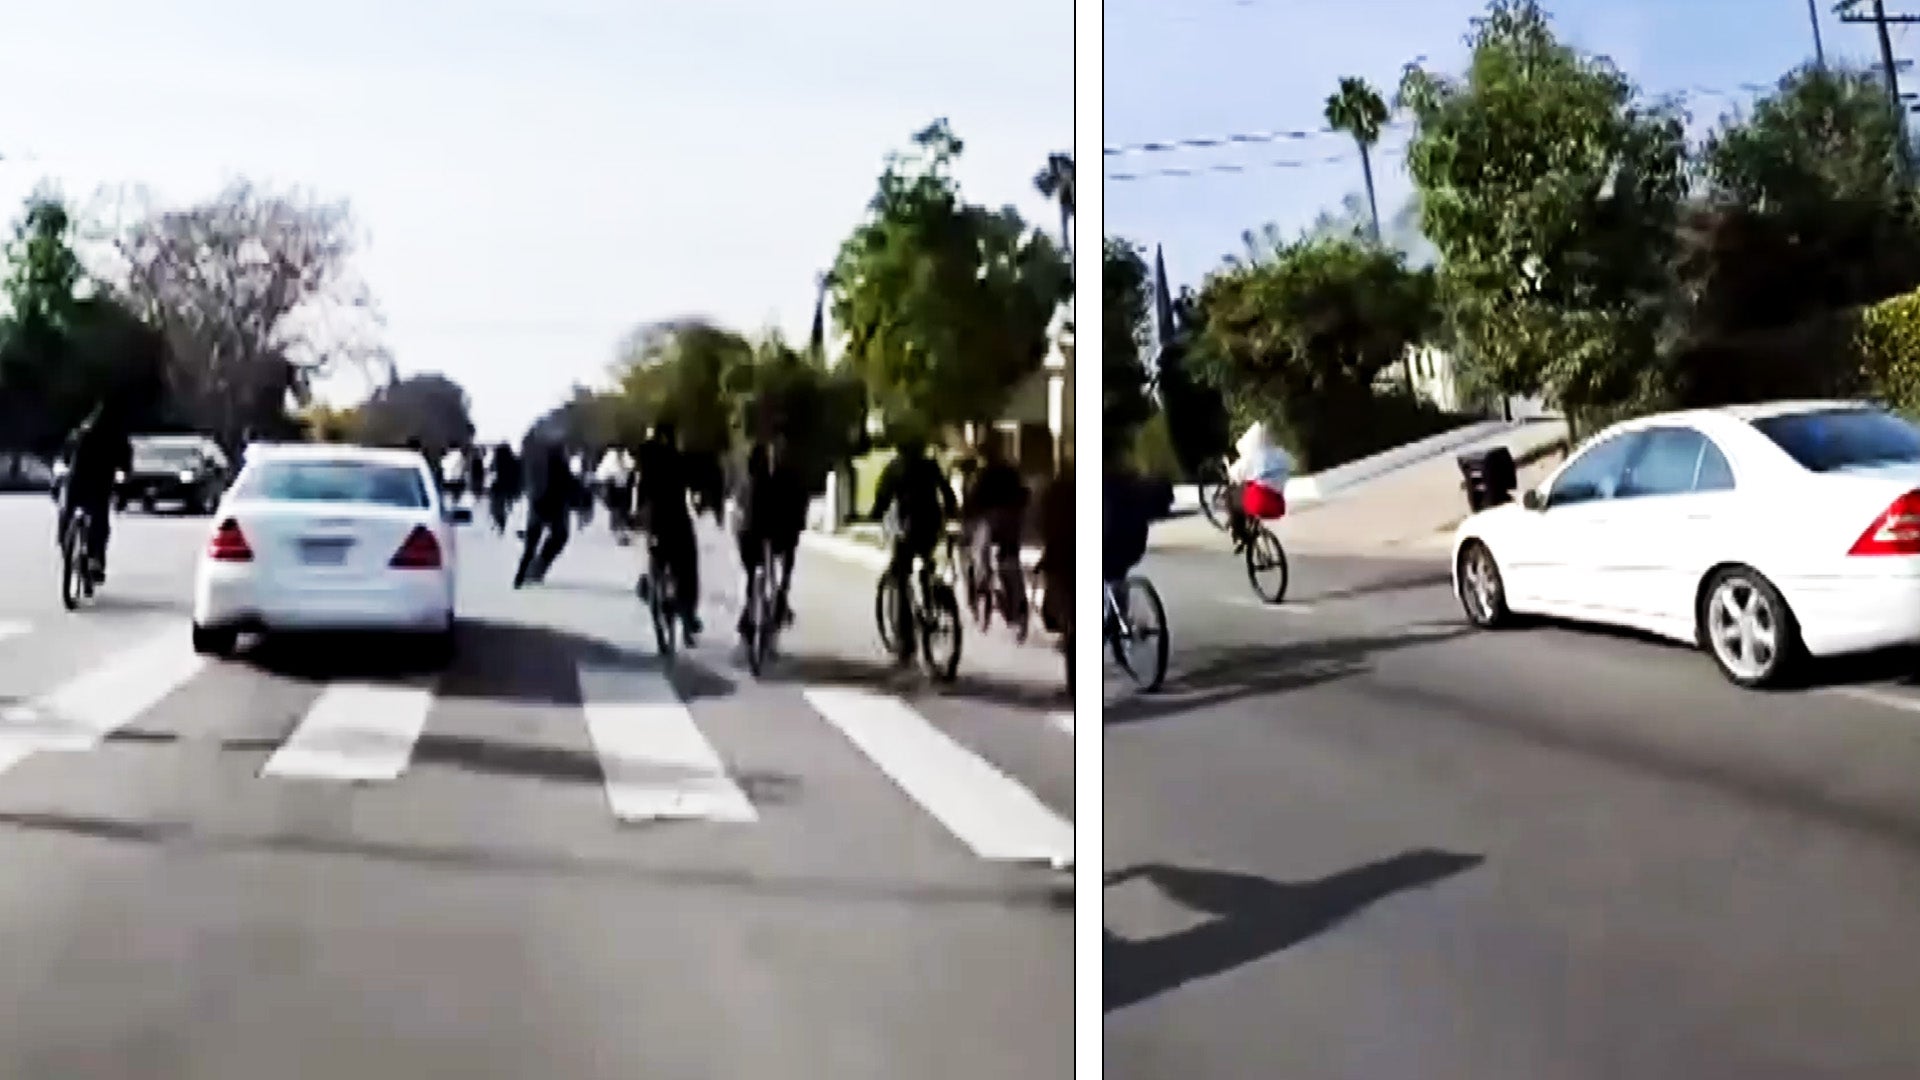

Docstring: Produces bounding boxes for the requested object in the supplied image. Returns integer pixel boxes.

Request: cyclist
[1035,464,1073,639]
[961,438,1030,633]
[595,445,634,534]
[1226,421,1292,522]
[59,399,133,585]
[633,420,702,643]
[734,434,806,639]
[870,436,958,665]
[488,441,521,534]
[1103,430,1154,621]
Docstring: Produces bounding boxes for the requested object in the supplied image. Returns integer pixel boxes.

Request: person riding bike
[870,436,958,665]
[488,441,521,533]
[1035,464,1073,639]
[735,435,806,639]
[961,438,1031,632]
[59,399,133,585]
[633,420,703,643]
[1103,430,1154,620]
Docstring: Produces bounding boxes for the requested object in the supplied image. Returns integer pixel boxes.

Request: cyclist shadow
[752,652,1067,711]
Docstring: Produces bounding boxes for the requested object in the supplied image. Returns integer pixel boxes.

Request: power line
[1108,145,1407,183]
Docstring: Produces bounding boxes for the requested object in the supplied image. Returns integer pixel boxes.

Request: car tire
[1697,565,1802,690]
[1456,540,1512,629]
[191,623,236,658]
[420,623,458,670]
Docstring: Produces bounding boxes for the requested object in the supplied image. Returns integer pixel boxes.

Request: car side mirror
[449,505,473,525]
[1522,488,1546,512]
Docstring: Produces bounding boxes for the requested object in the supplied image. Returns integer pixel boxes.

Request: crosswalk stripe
[0,628,205,768]
[578,663,757,823]
[261,680,436,782]
[0,620,28,644]
[803,685,1073,863]
[1049,711,1073,736]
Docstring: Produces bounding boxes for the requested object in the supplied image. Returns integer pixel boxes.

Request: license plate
[298,538,352,565]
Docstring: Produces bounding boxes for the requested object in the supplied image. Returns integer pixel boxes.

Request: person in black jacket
[513,432,582,588]
[59,399,133,582]
[871,437,958,664]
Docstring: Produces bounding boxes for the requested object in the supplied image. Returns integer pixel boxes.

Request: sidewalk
[1154,419,1568,559]
[803,522,1042,573]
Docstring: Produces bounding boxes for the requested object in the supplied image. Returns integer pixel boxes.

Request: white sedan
[1453,401,1920,688]
[191,444,466,663]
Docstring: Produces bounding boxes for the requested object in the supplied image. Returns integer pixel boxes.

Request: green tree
[1323,76,1390,242]
[731,334,866,492]
[1102,237,1155,454]
[608,319,754,454]
[1399,0,1688,431]
[1192,236,1437,469]
[831,121,1072,436]
[355,373,477,452]
[1033,152,1075,257]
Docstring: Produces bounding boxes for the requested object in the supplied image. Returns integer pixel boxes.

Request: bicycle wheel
[1244,523,1290,604]
[746,567,772,676]
[650,559,677,658]
[60,515,85,611]
[1112,576,1169,692]
[874,574,901,655]
[919,580,963,683]
[1197,462,1231,531]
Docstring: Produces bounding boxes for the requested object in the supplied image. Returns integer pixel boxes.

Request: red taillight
[390,526,442,569]
[208,519,253,562]
[1850,490,1920,556]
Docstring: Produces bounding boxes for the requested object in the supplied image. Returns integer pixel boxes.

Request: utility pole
[1838,0,1920,172]
[1810,0,1828,67]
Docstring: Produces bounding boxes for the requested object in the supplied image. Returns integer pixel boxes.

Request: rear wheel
[60,516,87,611]
[745,566,773,676]
[1197,461,1230,531]
[651,567,677,658]
[191,622,236,657]
[1699,566,1801,690]
[919,581,963,683]
[1109,576,1169,693]
[875,574,902,656]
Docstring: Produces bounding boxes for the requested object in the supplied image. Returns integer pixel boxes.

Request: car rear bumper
[1781,569,1920,657]
[121,476,210,503]
[194,565,453,634]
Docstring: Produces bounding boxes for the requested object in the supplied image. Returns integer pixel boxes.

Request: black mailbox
[1457,446,1517,513]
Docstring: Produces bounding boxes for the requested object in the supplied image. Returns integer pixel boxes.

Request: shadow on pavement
[0,808,1064,912]
[756,651,1070,711]
[1300,566,1453,604]
[1105,626,1472,727]
[1103,850,1483,1013]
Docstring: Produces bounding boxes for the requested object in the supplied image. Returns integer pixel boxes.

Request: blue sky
[0,0,1071,441]
[1106,0,1885,295]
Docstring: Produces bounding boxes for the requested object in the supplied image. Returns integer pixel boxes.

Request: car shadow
[1104,625,1473,727]
[1514,617,1920,692]
[1104,850,1483,1014]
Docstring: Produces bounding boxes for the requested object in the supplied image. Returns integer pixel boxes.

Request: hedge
[1859,287,1920,415]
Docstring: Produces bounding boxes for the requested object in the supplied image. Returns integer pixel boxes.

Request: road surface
[1107,539,1920,1080]
[0,493,1073,1079]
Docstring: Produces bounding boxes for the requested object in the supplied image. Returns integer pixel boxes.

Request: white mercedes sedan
[190,443,466,663]
[1453,401,1920,688]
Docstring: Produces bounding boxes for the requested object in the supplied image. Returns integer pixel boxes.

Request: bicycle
[1225,483,1290,604]
[1194,456,1233,531]
[60,505,101,611]
[873,529,964,683]
[1105,574,1169,692]
[742,537,784,676]
[962,523,1030,643]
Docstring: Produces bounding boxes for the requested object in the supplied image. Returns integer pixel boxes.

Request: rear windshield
[1750,408,1920,473]
[132,443,206,470]
[236,460,429,508]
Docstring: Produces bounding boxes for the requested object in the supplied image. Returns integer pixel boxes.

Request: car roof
[240,443,432,469]
[1599,399,1882,436]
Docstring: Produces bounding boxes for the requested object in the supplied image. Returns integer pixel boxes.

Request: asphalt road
[1107,534,1920,1080]
[0,493,1072,1079]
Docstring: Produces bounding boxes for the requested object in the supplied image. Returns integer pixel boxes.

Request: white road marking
[0,628,205,768]
[262,680,436,782]
[578,664,757,823]
[0,620,29,644]
[1049,711,1074,736]
[1827,684,1920,716]
[1223,597,1318,614]
[804,685,1073,863]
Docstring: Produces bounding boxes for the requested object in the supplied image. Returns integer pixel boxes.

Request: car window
[1549,431,1642,507]
[1618,427,1709,499]
[1694,438,1735,491]
[234,460,430,509]
[1751,408,1920,473]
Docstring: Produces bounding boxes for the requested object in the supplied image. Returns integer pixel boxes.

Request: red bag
[1242,481,1286,520]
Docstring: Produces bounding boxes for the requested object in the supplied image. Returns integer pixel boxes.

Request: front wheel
[919,581,963,683]
[1109,576,1169,693]
[1699,566,1802,690]
[650,570,678,658]
[1456,540,1512,629]
[60,518,87,610]
[875,574,902,656]
[1243,523,1289,604]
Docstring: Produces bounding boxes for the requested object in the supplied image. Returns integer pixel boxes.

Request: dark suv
[119,435,230,514]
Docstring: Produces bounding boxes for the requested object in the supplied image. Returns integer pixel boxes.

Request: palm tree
[1033,152,1075,258]
[1323,76,1389,243]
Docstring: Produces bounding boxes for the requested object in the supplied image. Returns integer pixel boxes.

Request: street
[0,494,1072,1079]
[1107,536,1920,1079]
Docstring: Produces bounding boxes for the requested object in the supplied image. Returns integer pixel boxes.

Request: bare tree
[114,181,385,449]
